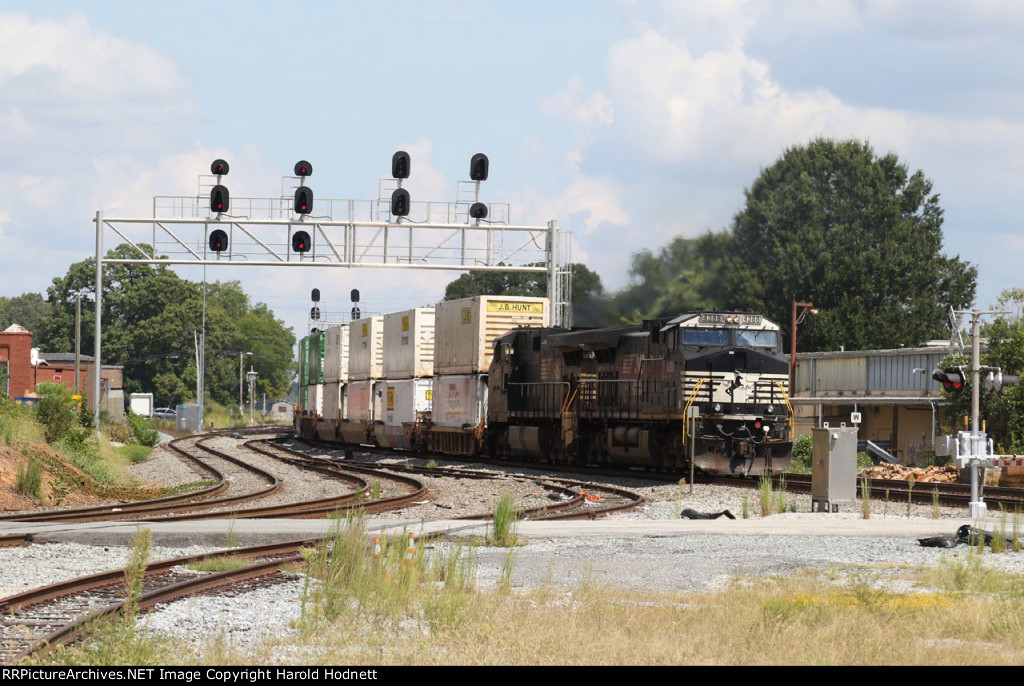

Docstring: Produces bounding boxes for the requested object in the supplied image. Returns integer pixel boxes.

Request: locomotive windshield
[681,329,730,346]
[736,329,779,348]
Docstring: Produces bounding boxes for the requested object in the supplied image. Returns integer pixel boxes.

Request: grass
[860,474,871,519]
[489,492,520,546]
[38,549,1024,666]
[15,458,44,499]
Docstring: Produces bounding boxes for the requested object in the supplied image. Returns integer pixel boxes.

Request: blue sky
[2,1,1022,345]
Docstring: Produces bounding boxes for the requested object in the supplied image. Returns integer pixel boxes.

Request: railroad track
[0,540,312,664]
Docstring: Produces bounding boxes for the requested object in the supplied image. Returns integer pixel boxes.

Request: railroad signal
[933,368,966,392]
[209,229,228,253]
[985,370,1020,393]
[391,188,410,217]
[469,202,488,220]
[294,160,313,177]
[210,185,230,213]
[294,186,314,215]
[292,230,311,253]
[470,153,489,181]
[211,159,229,176]
[392,151,410,179]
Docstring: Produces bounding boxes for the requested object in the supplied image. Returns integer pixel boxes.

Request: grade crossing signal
[933,368,966,392]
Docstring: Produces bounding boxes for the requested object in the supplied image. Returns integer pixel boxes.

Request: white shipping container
[431,374,487,428]
[380,378,433,426]
[345,379,380,422]
[434,296,549,375]
[305,384,323,417]
[348,316,384,380]
[323,324,349,383]
[322,381,344,421]
[383,308,435,378]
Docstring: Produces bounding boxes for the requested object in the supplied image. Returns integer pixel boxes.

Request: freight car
[295,310,793,477]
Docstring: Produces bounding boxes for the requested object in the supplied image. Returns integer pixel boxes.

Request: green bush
[788,434,813,473]
[127,414,160,447]
[34,381,78,444]
[15,459,43,499]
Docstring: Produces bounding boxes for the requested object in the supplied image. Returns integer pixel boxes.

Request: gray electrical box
[811,424,858,512]
[176,403,203,432]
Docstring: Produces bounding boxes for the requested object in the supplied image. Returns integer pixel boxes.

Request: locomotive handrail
[681,378,707,446]
[773,381,795,437]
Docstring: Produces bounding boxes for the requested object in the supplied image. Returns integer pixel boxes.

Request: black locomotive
[487,312,793,475]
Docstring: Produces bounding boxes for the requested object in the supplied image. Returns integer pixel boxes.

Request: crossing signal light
[294,160,313,177]
[470,153,489,181]
[933,368,966,392]
[209,229,228,253]
[294,186,314,215]
[210,185,229,213]
[292,230,311,253]
[392,151,410,179]
[210,159,229,176]
[469,202,488,220]
[391,188,410,217]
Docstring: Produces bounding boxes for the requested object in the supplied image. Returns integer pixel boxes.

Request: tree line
[446,138,977,353]
[1,245,295,408]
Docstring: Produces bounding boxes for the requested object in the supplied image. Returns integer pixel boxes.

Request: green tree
[34,381,78,443]
[35,247,295,408]
[610,231,734,324]
[977,289,1024,453]
[0,293,51,333]
[726,137,976,351]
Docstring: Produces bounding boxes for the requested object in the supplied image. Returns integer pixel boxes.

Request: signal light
[211,159,229,176]
[209,229,228,253]
[469,202,488,220]
[310,306,320,321]
[294,186,314,215]
[294,160,313,177]
[933,368,966,392]
[470,153,489,181]
[391,188,410,217]
[210,185,230,213]
[392,150,410,179]
[292,230,311,253]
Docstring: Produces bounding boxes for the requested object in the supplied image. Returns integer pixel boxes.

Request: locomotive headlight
[713,403,722,413]
[766,404,775,414]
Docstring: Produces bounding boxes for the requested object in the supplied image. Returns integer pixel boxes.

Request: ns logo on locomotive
[296,305,792,478]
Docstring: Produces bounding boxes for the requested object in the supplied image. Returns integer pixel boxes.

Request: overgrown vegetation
[39,549,1024,666]
[15,459,43,499]
[490,492,520,546]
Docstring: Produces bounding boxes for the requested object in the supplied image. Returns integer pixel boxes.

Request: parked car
[153,407,177,421]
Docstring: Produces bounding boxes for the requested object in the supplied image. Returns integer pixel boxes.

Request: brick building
[0,324,123,413]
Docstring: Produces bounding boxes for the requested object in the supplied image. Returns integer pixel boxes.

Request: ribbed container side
[383,308,435,378]
[431,374,488,428]
[434,296,549,375]
[381,377,433,426]
[323,324,349,384]
[322,381,344,421]
[345,379,379,421]
[349,317,384,380]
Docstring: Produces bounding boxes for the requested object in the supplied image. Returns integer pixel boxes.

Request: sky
[2,0,1022,348]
